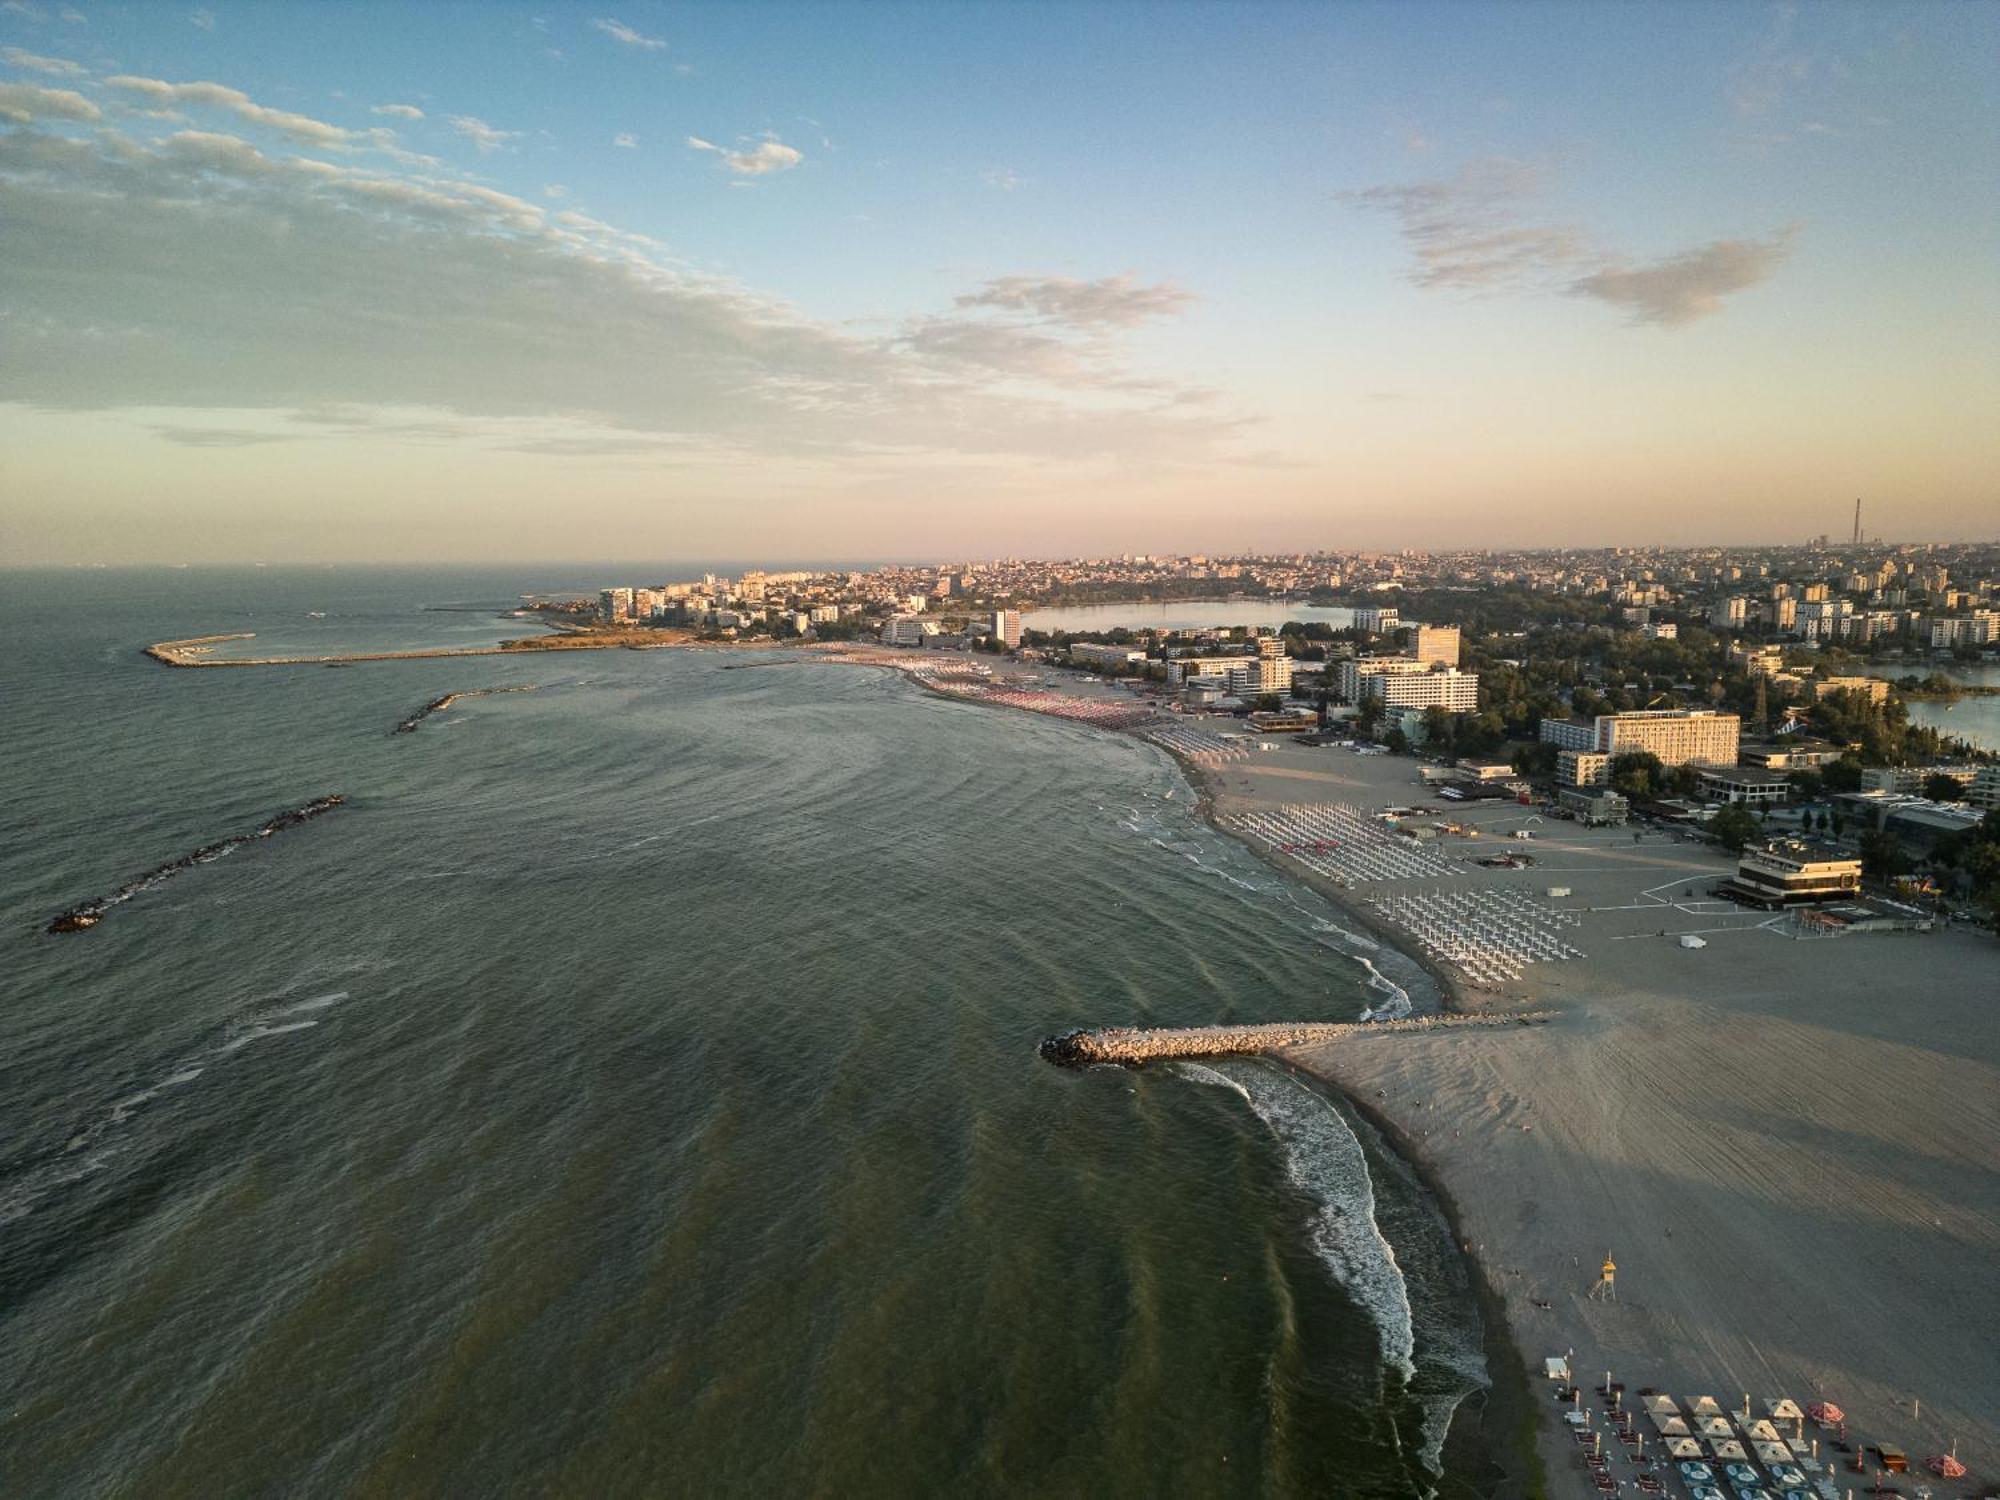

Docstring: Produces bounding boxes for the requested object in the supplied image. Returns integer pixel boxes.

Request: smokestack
[1852,497,1861,546]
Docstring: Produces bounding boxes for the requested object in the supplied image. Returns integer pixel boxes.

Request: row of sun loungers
[1143,723,1250,764]
[1371,886,1586,987]
[1226,802,1462,886]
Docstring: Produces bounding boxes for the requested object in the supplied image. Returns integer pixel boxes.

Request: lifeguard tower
[1588,1252,1617,1301]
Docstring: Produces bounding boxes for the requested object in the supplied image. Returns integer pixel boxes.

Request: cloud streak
[3,46,86,75]
[591,17,666,51]
[0,79,97,121]
[448,114,519,153]
[686,133,802,176]
[1347,158,1795,327]
[1570,230,1797,326]
[105,75,351,148]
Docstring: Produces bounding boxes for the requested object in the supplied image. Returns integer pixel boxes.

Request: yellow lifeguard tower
[1588,1252,1617,1301]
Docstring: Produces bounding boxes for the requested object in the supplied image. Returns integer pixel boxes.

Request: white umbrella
[1699,1416,1735,1438]
[1767,1398,1803,1421]
[1692,1395,1725,1417]
[1644,1393,1680,1416]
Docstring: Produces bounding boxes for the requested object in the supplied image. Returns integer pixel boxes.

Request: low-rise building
[1968,764,2000,811]
[1556,749,1612,787]
[1069,642,1147,672]
[1813,675,1890,705]
[1721,839,1863,908]
[1558,785,1629,825]
[1693,763,1793,806]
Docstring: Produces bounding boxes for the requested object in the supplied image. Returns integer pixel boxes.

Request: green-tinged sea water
[0,568,1484,1499]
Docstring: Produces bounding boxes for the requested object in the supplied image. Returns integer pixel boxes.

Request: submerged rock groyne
[1038,1010,1554,1068]
[46,794,347,934]
[393,684,537,733]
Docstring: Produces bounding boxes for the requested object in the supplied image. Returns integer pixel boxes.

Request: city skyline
[3,0,1996,565]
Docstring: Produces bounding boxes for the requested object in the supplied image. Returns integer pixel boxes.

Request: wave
[1177,1059,1416,1378]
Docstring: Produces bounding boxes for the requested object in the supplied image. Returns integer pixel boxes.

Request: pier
[1038,1010,1555,1067]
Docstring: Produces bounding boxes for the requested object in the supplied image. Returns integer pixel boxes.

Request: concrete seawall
[1039,1010,1555,1067]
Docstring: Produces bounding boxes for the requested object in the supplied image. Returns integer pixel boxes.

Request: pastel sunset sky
[1,1,1994,563]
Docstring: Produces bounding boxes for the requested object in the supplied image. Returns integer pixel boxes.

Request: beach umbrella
[1645,1394,1680,1416]
[1807,1401,1844,1425]
[1694,1396,1725,1417]
[1700,1416,1736,1437]
[1925,1454,1966,1479]
[1767,1399,1804,1421]
[1746,1420,1782,1443]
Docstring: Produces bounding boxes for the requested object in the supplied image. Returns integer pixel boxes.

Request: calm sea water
[1024,601,1356,633]
[0,569,1482,1498]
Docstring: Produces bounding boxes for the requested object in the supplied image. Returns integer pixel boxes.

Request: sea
[0,568,1486,1498]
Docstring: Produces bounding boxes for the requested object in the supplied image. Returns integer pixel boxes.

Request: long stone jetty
[1039,1010,1555,1067]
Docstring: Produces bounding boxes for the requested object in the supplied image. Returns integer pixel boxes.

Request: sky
[0,0,1994,565]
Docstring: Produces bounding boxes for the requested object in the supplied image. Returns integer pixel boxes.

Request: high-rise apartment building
[991,609,1022,649]
[1352,606,1400,634]
[1411,624,1460,666]
[1540,709,1739,767]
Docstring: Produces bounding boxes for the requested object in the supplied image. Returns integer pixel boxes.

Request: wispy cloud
[612,131,636,148]
[1347,158,1795,327]
[591,16,665,51]
[954,273,1193,328]
[1343,158,1591,290]
[105,75,351,148]
[981,166,1022,192]
[0,80,99,122]
[3,46,86,76]
[188,7,215,31]
[448,114,520,154]
[1570,229,1798,326]
[686,133,802,176]
[371,102,423,120]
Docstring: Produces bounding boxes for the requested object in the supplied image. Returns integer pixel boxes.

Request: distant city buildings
[992,609,1022,649]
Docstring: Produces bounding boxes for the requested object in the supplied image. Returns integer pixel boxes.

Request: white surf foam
[1179,1059,1417,1378]
[221,1018,320,1052]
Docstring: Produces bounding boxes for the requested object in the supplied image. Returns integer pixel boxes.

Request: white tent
[1544,1356,1571,1381]
[1699,1415,1736,1437]
[1766,1398,1803,1421]
[1710,1438,1749,1461]
[1754,1440,1794,1465]
[1692,1395,1725,1417]
[1746,1419,1783,1442]
[1643,1393,1680,1415]
[1652,1414,1692,1436]
[1669,1438,1705,1459]
[1679,934,1708,949]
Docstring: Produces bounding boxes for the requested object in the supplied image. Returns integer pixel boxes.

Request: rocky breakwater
[393,684,537,733]
[47,794,346,934]
[1039,1011,1555,1068]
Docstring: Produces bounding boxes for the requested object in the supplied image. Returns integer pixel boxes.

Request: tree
[1858,829,1909,880]
[1709,803,1760,852]
[1820,757,1865,793]
[1254,693,1283,713]
[1610,750,1665,799]
[1383,726,1411,754]
[1923,772,1966,803]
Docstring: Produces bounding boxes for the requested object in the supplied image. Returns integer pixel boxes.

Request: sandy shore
[1193,737,2000,1495]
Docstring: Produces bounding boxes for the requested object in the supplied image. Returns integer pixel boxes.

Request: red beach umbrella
[1926,1454,1966,1479]
[1807,1400,1844,1424]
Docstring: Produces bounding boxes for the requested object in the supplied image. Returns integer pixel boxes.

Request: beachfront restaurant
[1716,838,1862,909]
